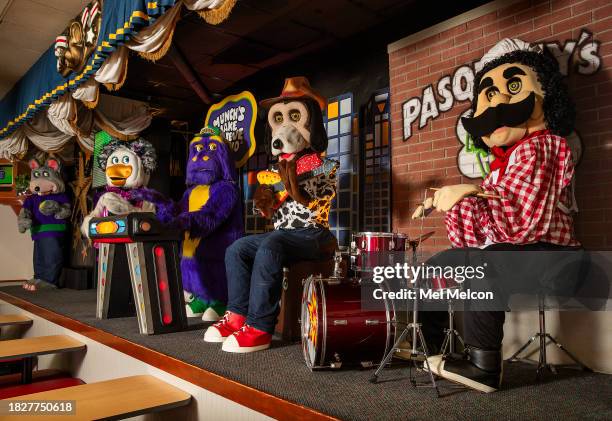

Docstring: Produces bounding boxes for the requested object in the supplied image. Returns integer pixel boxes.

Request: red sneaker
[221,325,272,353]
[203,311,245,343]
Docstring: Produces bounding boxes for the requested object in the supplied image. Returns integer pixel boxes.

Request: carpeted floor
[1,286,611,421]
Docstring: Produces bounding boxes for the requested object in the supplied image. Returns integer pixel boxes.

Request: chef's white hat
[474,38,543,73]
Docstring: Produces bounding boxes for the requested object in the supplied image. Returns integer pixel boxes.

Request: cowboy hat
[260,77,326,110]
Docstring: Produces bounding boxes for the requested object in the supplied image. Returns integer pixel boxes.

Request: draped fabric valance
[0,0,237,151]
[0,94,152,160]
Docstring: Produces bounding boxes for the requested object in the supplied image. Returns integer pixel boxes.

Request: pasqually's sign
[402,30,602,178]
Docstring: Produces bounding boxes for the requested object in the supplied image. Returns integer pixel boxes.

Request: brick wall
[388,0,612,252]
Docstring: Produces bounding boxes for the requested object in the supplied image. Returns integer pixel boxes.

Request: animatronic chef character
[18,158,71,291]
[205,77,339,353]
[136,128,243,322]
[413,39,580,393]
[81,138,157,237]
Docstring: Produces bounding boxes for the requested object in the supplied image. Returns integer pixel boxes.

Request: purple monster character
[137,129,243,321]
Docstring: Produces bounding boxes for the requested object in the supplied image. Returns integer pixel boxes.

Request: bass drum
[301,275,396,370]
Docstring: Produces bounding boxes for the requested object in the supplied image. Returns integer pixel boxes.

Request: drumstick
[428,187,501,199]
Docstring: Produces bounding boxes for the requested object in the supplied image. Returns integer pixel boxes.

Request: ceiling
[0,0,90,98]
[0,0,487,122]
[121,0,420,120]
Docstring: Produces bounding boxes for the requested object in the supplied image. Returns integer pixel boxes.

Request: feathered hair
[97,138,157,173]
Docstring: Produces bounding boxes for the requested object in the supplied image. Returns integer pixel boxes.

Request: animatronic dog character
[414,39,579,393]
[81,138,157,237]
[205,77,339,353]
[18,158,71,291]
[137,128,243,321]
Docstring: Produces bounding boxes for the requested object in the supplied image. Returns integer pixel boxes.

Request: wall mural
[402,29,602,179]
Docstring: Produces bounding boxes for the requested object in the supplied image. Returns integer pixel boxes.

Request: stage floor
[1,285,611,421]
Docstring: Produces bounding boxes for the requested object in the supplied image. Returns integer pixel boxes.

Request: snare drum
[350,232,407,272]
[301,275,396,369]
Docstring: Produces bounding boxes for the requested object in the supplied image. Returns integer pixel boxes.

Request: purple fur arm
[133,187,180,223]
[178,181,239,238]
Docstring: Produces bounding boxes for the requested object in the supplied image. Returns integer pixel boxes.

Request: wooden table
[0,314,33,327]
[0,335,85,360]
[0,335,85,384]
[1,375,192,420]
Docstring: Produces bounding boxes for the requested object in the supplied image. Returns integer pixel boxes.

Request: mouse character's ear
[29,159,41,170]
[46,158,60,172]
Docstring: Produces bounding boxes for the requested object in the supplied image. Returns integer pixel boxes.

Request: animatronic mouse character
[205,77,339,353]
[18,158,71,291]
[54,1,101,77]
[81,138,157,237]
[414,39,579,392]
[137,128,243,321]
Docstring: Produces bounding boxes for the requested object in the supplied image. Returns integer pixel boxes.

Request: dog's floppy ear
[262,108,273,156]
[305,98,328,153]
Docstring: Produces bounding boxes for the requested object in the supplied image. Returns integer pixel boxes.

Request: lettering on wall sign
[401,29,602,179]
[205,91,258,168]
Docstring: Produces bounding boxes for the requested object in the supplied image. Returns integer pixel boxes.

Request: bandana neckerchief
[489,129,550,177]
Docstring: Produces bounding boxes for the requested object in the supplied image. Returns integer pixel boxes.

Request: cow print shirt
[272,161,338,230]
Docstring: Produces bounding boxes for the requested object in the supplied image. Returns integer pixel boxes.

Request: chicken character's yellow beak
[106,164,133,186]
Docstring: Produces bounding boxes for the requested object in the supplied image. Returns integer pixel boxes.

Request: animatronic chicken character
[137,128,243,321]
[18,158,71,291]
[81,138,157,237]
[414,39,579,393]
[205,77,339,353]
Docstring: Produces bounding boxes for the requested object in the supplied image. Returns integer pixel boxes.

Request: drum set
[299,230,463,395]
[299,231,442,372]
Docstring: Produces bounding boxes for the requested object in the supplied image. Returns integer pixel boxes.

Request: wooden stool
[275,242,342,342]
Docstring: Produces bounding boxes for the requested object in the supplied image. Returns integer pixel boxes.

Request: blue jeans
[33,236,65,285]
[225,227,336,334]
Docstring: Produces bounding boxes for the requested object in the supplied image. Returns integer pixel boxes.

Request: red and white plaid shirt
[445,130,579,248]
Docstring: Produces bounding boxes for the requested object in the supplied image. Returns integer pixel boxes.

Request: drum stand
[440,296,464,356]
[370,242,440,397]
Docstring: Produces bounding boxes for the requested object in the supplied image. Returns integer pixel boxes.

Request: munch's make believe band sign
[205,91,257,168]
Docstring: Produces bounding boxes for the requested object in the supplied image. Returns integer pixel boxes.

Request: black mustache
[461,92,535,138]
